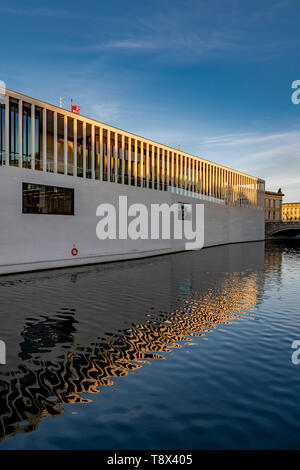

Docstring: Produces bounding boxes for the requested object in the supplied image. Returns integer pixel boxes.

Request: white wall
[0,167,265,274]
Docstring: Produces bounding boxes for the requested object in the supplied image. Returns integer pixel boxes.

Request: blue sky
[1,0,300,201]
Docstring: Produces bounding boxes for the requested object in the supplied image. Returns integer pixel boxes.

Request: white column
[91,124,95,179]
[18,99,23,168]
[171,151,174,187]
[42,108,47,171]
[162,149,165,189]
[199,161,201,194]
[5,94,9,166]
[140,141,144,187]
[179,154,182,189]
[128,136,131,185]
[166,150,170,189]
[222,169,224,200]
[194,160,196,193]
[186,156,188,190]
[176,153,179,188]
[151,145,155,189]
[146,142,149,188]
[242,175,244,205]
[83,121,86,178]
[227,170,230,204]
[157,147,160,189]
[199,161,202,195]
[107,129,110,182]
[114,133,118,183]
[53,111,58,173]
[233,173,236,205]
[192,159,195,192]
[73,119,77,176]
[31,103,35,170]
[99,127,103,181]
[121,134,125,185]
[134,139,138,186]
[64,115,68,175]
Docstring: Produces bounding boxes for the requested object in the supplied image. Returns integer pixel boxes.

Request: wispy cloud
[90,102,120,123]
[198,131,300,147]
[194,129,300,201]
[103,39,156,50]
[0,5,100,21]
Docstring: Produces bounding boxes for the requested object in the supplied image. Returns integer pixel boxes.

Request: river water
[0,240,299,449]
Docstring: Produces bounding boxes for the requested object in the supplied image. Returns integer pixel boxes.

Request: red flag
[72,104,80,114]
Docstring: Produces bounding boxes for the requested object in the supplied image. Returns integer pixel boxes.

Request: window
[22,106,31,168]
[178,203,192,220]
[10,101,19,166]
[22,183,74,215]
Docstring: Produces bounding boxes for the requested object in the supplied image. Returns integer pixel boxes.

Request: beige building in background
[265,189,284,222]
[282,203,300,221]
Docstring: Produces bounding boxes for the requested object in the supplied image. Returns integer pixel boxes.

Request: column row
[0,95,261,207]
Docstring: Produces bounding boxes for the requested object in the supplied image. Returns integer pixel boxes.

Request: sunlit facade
[282,202,300,221]
[264,189,284,222]
[0,89,265,208]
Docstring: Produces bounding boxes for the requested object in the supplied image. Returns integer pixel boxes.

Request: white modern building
[0,88,265,274]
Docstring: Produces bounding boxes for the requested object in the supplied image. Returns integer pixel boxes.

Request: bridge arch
[266,222,300,238]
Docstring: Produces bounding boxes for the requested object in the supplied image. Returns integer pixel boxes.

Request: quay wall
[0,167,265,274]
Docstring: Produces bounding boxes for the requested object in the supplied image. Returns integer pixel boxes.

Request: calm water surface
[0,240,300,449]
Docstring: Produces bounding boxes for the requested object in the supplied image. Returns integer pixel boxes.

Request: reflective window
[22,106,31,168]
[22,183,74,215]
[10,101,19,166]
[35,108,41,170]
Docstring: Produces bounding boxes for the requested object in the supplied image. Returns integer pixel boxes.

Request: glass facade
[22,183,74,215]
[45,109,54,173]
[77,120,83,177]
[22,105,31,168]
[35,108,41,170]
[9,101,19,166]
[86,124,92,179]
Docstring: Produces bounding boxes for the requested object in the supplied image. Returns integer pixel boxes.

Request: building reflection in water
[0,242,278,443]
